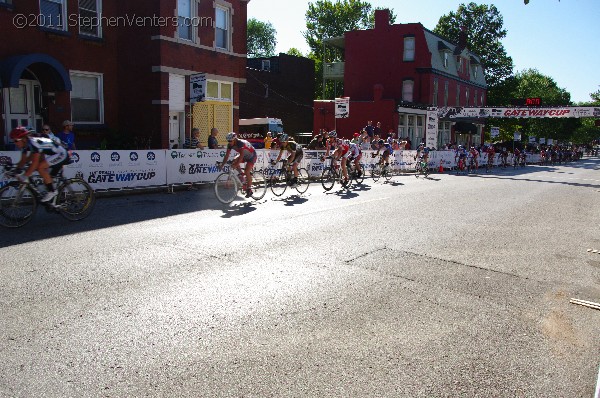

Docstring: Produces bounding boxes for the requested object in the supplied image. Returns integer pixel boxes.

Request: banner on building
[335,97,350,118]
[190,73,206,104]
[528,136,537,143]
[426,108,438,149]
[435,106,600,119]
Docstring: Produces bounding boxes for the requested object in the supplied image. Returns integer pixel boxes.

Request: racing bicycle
[267,159,309,197]
[214,161,267,204]
[321,156,352,191]
[414,156,429,178]
[0,166,96,228]
[370,154,393,183]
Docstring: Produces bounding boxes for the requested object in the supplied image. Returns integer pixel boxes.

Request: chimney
[374,9,390,30]
[458,26,468,50]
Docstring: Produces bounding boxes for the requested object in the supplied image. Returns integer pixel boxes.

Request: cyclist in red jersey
[219,132,257,198]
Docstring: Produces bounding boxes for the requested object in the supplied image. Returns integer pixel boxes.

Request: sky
[247,0,600,104]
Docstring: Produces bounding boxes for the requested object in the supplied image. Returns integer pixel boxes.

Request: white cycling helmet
[328,130,337,138]
[280,133,289,142]
[225,132,237,141]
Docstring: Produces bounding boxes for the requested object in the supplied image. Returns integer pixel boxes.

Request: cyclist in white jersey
[10,127,69,202]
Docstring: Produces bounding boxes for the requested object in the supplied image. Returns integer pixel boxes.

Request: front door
[3,79,43,135]
[168,112,183,149]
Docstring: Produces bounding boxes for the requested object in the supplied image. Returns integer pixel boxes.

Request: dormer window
[444,52,449,68]
[403,36,415,62]
[457,57,463,72]
[261,60,271,71]
[473,65,478,79]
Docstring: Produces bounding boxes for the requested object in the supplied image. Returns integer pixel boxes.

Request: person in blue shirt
[57,120,77,150]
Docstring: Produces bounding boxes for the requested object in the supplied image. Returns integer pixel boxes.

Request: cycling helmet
[336,138,343,145]
[343,139,350,145]
[279,133,289,142]
[10,126,29,141]
[225,132,237,141]
[328,130,337,138]
[378,139,385,145]
[458,145,463,149]
[419,142,425,146]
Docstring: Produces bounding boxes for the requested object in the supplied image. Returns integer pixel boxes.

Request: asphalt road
[1,158,599,397]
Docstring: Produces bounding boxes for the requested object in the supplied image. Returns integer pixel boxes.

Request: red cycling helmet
[10,126,29,140]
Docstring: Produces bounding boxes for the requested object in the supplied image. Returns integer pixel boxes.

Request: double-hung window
[403,37,415,62]
[70,72,104,123]
[40,0,67,30]
[215,6,229,50]
[402,80,414,103]
[79,0,102,37]
[178,0,193,41]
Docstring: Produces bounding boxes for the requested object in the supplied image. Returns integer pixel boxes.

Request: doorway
[168,112,184,149]
[3,79,44,135]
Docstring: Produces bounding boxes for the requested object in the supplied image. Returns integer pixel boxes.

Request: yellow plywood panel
[192,101,232,146]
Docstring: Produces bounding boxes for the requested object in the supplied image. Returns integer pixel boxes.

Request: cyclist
[219,132,257,198]
[347,141,362,177]
[9,126,70,202]
[455,145,468,169]
[271,133,303,184]
[415,142,430,164]
[327,138,351,184]
[498,147,509,167]
[468,146,479,169]
[513,147,521,166]
[486,145,496,168]
[372,139,393,169]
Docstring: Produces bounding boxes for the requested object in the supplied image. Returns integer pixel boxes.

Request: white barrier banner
[165,149,228,184]
[65,150,167,190]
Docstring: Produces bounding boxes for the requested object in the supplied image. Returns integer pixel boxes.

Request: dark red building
[241,53,315,140]
[314,9,488,148]
[0,0,249,149]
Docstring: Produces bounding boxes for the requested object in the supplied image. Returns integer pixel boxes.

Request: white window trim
[205,79,233,102]
[176,0,197,42]
[214,4,232,51]
[69,71,105,124]
[40,0,68,31]
[79,0,102,38]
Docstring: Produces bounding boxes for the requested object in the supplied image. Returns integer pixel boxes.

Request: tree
[303,0,396,99]
[247,18,277,58]
[434,2,513,89]
[286,48,305,57]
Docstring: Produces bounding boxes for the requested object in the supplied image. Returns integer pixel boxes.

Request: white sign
[491,127,500,138]
[426,108,438,149]
[547,139,554,145]
[529,136,537,143]
[436,106,600,119]
[190,73,206,104]
[335,97,350,119]
[540,137,546,144]
[514,132,521,141]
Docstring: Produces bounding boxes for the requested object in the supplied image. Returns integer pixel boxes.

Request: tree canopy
[247,18,277,58]
[434,2,513,88]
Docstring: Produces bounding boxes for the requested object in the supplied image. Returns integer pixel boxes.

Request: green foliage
[434,2,513,88]
[303,0,396,99]
[286,48,305,57]
[247,18,277,57]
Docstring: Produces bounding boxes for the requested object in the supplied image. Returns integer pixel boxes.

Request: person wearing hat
[57,120,76,150]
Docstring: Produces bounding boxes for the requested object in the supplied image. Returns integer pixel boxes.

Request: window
[79,0,101,37]
[465,88,469,105]
[416,116,424,143]
[432,78,438,107]
[40,0,67,30]
[261,60,271,71]
[215,6,229,50]
[178,0,192,41]
[206,80,233,102]
[473,65,478,79]
[443,52,449,68]
[457,57,463,73]
[456,84,460,106]
[444,81,449,106]
[403,37,415,62]
[480,93,484,106]
[70,72,104,123]
[402,80,414,103]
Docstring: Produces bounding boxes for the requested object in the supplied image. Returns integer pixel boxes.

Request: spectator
[264,132,273,149]
[405,137,411,150]
[351,132,360,144]
[184,128,203,149]
[364,120,374,139]
[57,120,76,150]
[208,127,220,149]
[374,121,383,138]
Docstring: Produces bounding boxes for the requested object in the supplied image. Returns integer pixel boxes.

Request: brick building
[241,53,315,140]
[314,9,488,148]
[0,0,249,150]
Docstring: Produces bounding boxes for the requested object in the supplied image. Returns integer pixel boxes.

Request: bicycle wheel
[214,172,238,204]
[371,164,381,182]
[353,164,365,185]
[250,170,267,200]
[0,183,37,228]
[321,167,336,191]
[295,168,310,194]
[56,179,96,221]
[422,163,429,178]
[383,165,393,181]
[270,169,288,197]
